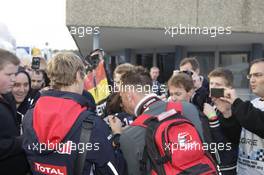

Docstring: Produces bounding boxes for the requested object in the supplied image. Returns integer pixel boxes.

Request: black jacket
[191,86,210,111]
[22,90,125,175]
[0,93,29,175]
[202,77,209,92]
[17,91,33,131]
[82,90,96,112]
[209,111,238,174]
[221,98,264,143]
[152,80,163,96]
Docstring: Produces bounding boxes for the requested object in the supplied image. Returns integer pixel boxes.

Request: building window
[157,53,175,83]
[136,54,153,69]
[219,52,249,88]
[135,53,176,83]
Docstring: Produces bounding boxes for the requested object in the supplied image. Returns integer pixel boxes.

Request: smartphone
[210,88,224,98]
[31,57,40,70]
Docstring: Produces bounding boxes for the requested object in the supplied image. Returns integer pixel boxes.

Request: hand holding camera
[84,49,104,73]
[203,103,217,121]
[31,57,41,70]
[210,88,235,118]
[220,88,238,105]
[210,87,238,104]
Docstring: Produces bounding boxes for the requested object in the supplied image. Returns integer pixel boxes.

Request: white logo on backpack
[157,109,177,121]
[178,132,193,147]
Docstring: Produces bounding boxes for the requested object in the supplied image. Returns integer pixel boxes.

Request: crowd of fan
[0,48,264,175]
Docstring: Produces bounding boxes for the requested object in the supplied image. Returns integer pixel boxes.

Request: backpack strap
[131,114,152,128]
[166,102,183,115]
[140,146,149,175]
[132,101,183,127]
[74,117,94,175]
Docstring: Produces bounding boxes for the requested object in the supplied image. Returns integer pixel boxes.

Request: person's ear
[195,68,200,75]
[188,89,195,98]
[76,71,84,83]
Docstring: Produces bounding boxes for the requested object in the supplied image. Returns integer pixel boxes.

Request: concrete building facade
[66,0,264,94]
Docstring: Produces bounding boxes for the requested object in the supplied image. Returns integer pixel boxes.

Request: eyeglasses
[246,72,264,79]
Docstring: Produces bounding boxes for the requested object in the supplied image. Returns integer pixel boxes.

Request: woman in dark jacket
[11,67,32,134]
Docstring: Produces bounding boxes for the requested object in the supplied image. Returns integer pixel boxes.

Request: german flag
[84,60,110,104]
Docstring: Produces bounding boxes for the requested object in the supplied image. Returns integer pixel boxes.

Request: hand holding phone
[31,57,40,70]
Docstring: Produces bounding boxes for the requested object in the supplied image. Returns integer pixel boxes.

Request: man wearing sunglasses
[179,57,210,111]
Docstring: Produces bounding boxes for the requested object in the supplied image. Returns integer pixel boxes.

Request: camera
[84,49,104,72]
[210,88,224,98]
[88,54,100,69]
[31,57,40,70]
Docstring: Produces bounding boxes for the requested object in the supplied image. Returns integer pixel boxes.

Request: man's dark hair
[249,58,264,71]
[180,57,200,71]
[208,67,234,87]
[32,69,45,80]
[121,66,152,93]
[106,93,123,114]
[16,66,32,90]
[0,49,20,70]
[134,65,149,74]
